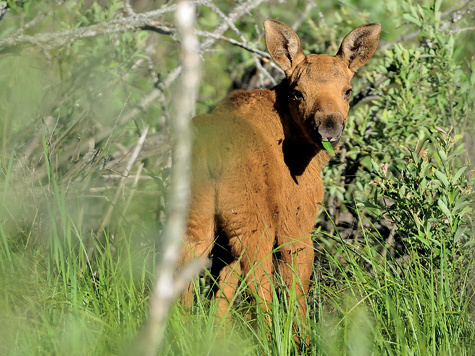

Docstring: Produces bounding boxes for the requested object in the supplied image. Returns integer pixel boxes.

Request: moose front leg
[229,223,276,324]
[276,236,315,322]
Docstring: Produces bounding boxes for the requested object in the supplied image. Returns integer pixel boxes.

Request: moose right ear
[264,19,306,77]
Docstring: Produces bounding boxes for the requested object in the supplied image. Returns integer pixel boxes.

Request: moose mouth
[310,124,342,149]
[303,112,346,149]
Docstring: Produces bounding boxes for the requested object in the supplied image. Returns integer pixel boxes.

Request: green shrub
[370,133,472,258]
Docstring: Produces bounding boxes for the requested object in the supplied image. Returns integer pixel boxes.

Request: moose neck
[272,82,321,181]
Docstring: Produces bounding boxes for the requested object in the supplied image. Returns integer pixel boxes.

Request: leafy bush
[370,133,472,259]
[320,0,474,257]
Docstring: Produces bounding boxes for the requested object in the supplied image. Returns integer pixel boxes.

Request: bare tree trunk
[131,2,202,355]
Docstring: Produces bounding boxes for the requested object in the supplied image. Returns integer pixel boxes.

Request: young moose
[181,20,381,320]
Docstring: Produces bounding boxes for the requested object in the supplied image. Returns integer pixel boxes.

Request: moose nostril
[313,112,345,144]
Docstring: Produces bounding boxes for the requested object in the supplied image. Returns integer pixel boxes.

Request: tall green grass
[0,170,154,355]
[312,218,474,356]
[162,215,474,355]
[3,179,472,355]
[0,196,473,356]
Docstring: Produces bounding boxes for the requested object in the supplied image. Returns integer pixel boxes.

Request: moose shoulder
[181,19,381,322]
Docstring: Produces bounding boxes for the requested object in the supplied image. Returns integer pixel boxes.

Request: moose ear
[336,23,381,72]
[264,19,306,77]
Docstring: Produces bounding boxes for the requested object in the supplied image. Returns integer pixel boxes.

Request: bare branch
[450,26,475,34]
[99,125,149,232]
[10,1,67,37]
[0,14,175,50]
[204,1,243,38]
[121,161,144,220]
[200,0,267,51]
[195,30,270,58]
[123,0,136,17]
[136,2,201,355]
[292,1,314,31]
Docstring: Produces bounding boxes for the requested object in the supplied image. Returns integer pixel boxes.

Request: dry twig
[0,7,176,50]
[99,125,149,232]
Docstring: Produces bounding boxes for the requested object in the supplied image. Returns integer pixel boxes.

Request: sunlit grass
[0,187,473,355]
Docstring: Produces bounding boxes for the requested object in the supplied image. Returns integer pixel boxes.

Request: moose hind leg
[180,188,216,306]
[208,230,242,320]
[215,260,241,320]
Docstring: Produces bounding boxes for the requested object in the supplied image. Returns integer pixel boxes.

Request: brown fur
[180,19,381,322]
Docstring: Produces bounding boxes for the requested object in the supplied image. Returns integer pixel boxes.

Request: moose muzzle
[312,112,346,146]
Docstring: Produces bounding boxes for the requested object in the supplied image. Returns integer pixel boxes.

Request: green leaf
[459,206,472,216]
[434,0,442,23]
[452,166,467,184]
[435,170,450,188]
[453,134,464,143]
[403,13,422,27]
[454,226,467,243]
[437,199,451,219]
[322,141,335,156]
[438,149,448,163]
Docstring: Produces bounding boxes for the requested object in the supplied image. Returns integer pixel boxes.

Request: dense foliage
[0,0,473,354]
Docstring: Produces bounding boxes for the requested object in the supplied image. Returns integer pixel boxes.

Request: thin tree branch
[135,2,201,355]
[123,0,136,17]
[440,0,474,32]
[292,1,314,31]
[99,125,149,232]
[0,14,175,50]
[195,30,270,58]
[450,26,475,34]
[10,0,67,37]
[200,0,266,51]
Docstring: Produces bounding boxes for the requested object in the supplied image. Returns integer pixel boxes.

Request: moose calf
[181,19,381,322]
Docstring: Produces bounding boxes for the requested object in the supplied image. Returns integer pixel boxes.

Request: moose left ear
[336,23,381,72]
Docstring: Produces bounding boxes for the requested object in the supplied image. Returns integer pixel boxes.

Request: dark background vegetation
[0,0,473,354]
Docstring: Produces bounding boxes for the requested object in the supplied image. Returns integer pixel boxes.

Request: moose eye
[291,90,305,102]
[344,88,353,100]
